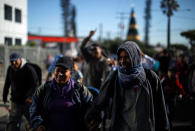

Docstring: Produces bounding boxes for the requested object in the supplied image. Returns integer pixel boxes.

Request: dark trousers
[6,102,32,131]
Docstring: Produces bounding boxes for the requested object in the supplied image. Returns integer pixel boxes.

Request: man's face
[10,58,21,70]
[118,50,131,68]
[168,70,172,78]
[91,46,102,59]
[54,66,72,85]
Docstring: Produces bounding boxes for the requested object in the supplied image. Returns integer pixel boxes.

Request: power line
[174,15,195,20]
[116,12,129,39]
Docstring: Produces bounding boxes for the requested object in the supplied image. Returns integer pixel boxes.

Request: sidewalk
[0,79,8,131]
[0,102,8,131]
[0,79,29,131]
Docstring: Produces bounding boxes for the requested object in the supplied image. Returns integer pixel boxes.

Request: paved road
[0,79,9,131]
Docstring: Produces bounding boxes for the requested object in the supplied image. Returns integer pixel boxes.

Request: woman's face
[54,66,72,85]
[118,50,131,68]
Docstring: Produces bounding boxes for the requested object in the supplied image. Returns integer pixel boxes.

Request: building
[0,0,27,45]
[28,34,79,57]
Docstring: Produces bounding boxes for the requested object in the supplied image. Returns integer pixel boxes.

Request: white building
[0,0,27,45]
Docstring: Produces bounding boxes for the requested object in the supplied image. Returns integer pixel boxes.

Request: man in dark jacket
[80,30,110,90]
[85,41,170,131]
[3,53,39,131]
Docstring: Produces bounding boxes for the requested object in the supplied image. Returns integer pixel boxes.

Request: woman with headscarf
[85,41,170,131]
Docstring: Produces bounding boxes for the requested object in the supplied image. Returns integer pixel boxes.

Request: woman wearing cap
[29,56,93,131]
[85,41,170,131]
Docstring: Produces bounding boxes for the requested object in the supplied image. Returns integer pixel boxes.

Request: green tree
[181,29,195,46]
[170,43,188,51]
[101,38,122,54]
[161,0,179,48]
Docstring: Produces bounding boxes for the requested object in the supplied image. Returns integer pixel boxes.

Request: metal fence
[0,45,60,79]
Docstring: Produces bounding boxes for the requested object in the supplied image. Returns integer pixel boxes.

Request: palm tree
[161,0,179,48]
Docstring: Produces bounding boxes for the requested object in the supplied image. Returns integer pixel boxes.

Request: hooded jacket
[30,81,93,130]
[85,41,170,131]
[3,58,39,104]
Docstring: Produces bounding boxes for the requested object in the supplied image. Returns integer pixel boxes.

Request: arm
[78,84,93,104]
[101,59,110,88]
[29,84,45,129]
[175,74,186,97]
[3,67,11,104]
[45,72,52,82]
[149,71,170,131]
[80,30,96,62]
[142,54,155,69]
[84,71,116,126]
[25,65,39,100]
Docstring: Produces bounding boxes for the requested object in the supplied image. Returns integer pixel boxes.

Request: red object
[28,35,78,43]
[5,107,10,112]
[175,74,186,96]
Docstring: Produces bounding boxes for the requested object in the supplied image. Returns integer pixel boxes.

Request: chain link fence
[0,45,60,79]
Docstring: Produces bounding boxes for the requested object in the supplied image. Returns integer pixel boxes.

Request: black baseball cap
[10,53,21,62]
[55,56,73,70]
[89,43,100,51]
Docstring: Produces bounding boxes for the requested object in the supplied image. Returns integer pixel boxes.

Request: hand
[140,50,144,57]
[36,125,46,131]
[89,30,96,38]
[88,120,99,131]
[178,94,183,100]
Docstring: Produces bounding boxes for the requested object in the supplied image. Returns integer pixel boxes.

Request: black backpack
[28,63,42,86]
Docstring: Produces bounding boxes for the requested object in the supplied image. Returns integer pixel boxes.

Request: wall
[0,0,27,45]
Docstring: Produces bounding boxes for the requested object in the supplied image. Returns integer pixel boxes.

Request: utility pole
[99,23,103,43]
[144,0,152,46]
[61,0,77,54]
[61,0,70,53]
[116,12,128,40]
[71,5,77,37]
[61,0,71,37]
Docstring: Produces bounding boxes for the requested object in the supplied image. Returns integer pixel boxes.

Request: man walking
[80,30,109,90]
[3,53,39,131]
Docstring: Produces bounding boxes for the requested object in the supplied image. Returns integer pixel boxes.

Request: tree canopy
[181,30,195,41]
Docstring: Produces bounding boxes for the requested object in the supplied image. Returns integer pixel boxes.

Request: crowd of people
[2,30,195,131]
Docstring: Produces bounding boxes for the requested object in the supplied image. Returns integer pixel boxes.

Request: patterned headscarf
[117,41,146,88]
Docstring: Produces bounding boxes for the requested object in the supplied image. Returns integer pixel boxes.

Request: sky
[28,0,195,46]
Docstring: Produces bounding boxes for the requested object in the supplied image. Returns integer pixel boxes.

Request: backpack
[28,63,42,86]
[87,86,100,98]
